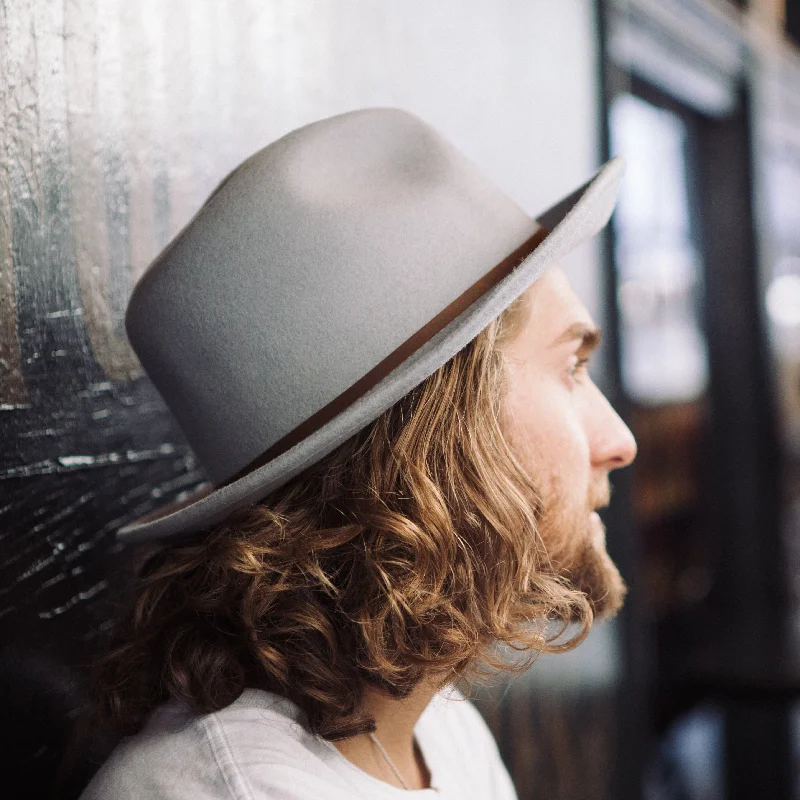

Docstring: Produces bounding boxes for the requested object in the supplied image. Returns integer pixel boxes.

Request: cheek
[538,409,591,494]
[501,376,590,487]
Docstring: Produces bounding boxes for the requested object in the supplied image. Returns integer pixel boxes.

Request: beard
[536,479,627,621]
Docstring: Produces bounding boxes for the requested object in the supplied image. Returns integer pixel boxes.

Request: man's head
[96,263,636,744]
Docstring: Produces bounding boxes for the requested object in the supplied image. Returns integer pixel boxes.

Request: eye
[566,356,590,384]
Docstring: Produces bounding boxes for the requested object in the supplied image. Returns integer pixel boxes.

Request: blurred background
[1,0,799,798]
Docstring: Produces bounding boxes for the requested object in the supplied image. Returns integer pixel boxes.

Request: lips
[589,510,606,548]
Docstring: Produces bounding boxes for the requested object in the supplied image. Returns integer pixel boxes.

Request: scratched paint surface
[0,1,613,797]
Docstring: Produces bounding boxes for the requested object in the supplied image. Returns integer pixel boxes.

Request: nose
[587,384,637,471]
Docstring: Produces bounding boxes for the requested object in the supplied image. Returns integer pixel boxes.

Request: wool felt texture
[119,108,625,544]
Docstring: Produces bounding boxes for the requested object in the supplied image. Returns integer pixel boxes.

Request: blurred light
[776,256,800,274]
[766,274,800,328]
[618,279,657,326]
[610,92,708,405]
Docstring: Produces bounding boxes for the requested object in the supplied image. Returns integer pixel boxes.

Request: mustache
[534,477,613,527]
[590,478,612,511]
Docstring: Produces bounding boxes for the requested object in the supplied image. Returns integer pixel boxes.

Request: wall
[0,2,604,798]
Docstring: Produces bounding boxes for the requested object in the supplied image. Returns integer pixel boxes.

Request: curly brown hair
[92,297,593,742]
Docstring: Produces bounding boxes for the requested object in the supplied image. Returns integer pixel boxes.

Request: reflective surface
[611,93,709,406]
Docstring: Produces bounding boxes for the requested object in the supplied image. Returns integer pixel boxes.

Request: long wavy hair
[91,296,593,741]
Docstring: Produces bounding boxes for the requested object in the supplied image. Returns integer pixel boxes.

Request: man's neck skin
[332,680,439,790]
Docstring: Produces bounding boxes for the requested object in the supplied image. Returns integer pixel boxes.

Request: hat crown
[284,111,446,202]
[126,109,539,484]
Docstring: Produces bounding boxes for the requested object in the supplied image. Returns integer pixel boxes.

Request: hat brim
[118,156,625,545]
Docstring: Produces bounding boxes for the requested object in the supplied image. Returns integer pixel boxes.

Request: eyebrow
[551,322,602,353]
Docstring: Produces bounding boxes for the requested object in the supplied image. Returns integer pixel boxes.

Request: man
[80,108,636,798]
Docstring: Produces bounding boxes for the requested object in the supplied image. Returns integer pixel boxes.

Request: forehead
[516,266,596,343]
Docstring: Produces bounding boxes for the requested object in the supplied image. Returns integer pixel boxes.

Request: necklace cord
[368,731,411,790]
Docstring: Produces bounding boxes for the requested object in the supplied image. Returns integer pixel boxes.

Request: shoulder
[418,686,484,732]
[416,686,517,799]
[79,690,350,800]
[417,684,499,750]
[80,702,237,800]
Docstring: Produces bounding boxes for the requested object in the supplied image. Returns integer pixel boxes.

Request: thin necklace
[368,731,410,790]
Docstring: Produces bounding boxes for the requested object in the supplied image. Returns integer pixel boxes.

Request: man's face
[500,267,637,619]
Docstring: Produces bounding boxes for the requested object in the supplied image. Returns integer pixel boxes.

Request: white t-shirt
[80,686,518,799]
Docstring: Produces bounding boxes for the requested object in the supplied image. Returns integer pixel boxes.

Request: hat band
[220,225,549,489]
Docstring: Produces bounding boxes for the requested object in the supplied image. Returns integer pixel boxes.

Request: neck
[332,679,441,790]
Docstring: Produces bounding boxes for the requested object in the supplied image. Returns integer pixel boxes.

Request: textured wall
[0,2,602,797]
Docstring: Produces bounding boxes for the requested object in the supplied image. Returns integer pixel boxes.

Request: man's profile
[79,108,636,798]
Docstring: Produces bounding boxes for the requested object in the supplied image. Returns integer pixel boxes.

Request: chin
[542,509,628,621]
[572,524,627,620]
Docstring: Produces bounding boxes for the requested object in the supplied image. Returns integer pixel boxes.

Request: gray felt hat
[118,107,625,545]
